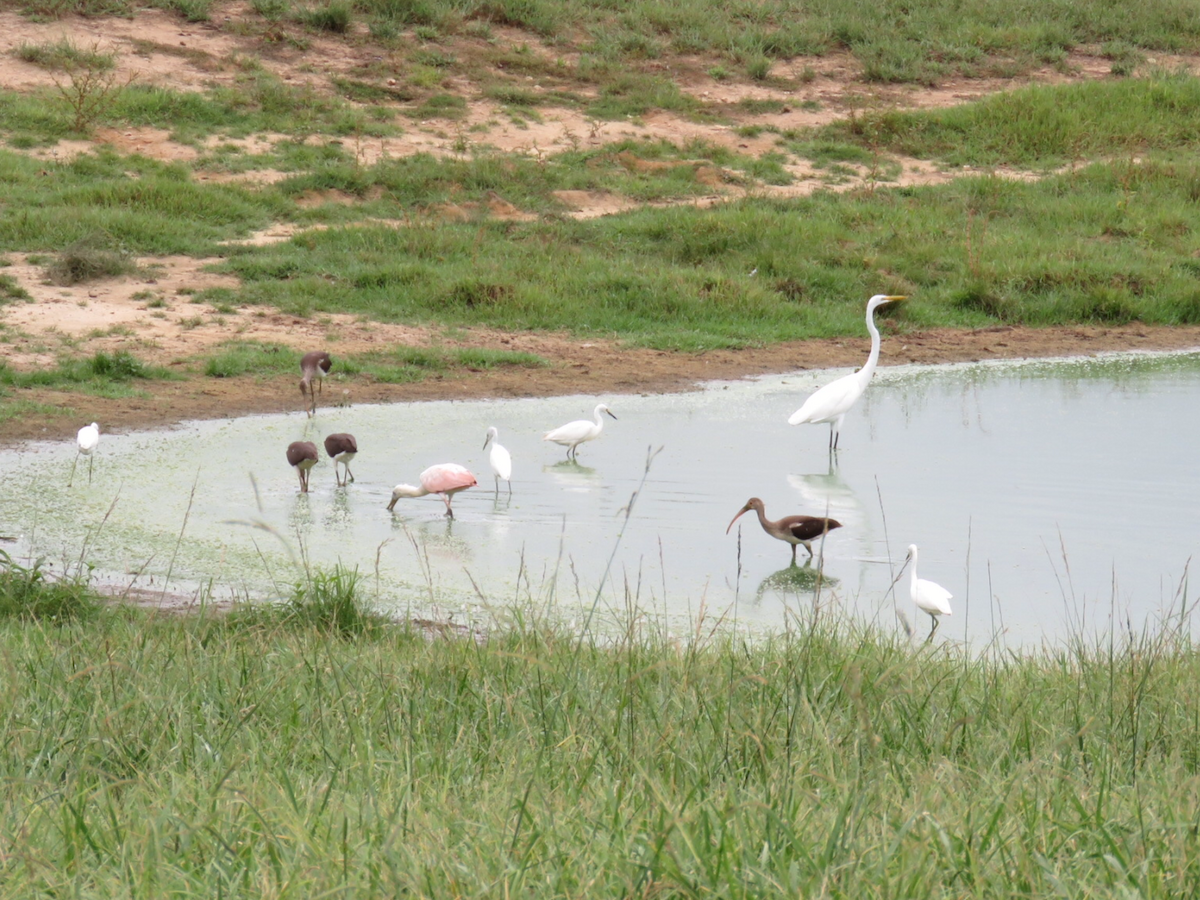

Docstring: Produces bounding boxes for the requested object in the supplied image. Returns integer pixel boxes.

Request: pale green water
[2,351,1197,645]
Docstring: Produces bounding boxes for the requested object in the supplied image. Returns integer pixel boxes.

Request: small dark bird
[299,351,332,417]
[726,497,842,565]
[287,441,319,493]
[324,433,358,486]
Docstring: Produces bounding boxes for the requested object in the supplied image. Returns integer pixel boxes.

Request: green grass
[1,551,1200,895]
[0,549,98,621]
[0,350,176,390]
[15,38,116,71]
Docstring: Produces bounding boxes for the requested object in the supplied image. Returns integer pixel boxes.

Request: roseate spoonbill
[287,440,319,493]
[788,294,906,450]
[544,403,616,460]
[891,543,953,639]
[483,426,512,496]
[726,497,842,565]
[299,351,332,417]
[324,433,357,486]
[387,463,477,518]
[69,422,100,487]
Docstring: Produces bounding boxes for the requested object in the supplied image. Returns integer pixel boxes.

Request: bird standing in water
[69,422,100,487]
[891,543,953,640]
[323,433,357,486]
[544,403,616,460]
[726,497,842,565]
[287,441,319,493]
[387,464,477,518]
[483,426,512,496]
[299,351,332,417]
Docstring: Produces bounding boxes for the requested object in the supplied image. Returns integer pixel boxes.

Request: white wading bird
[69,422,100,487]
[891,543,953,640]
[483,426,512,496]
[544,403,616,460]
[788,294,906,451]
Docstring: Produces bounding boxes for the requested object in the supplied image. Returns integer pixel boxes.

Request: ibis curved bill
[788,294,905,451]
[726,497,842,565]
[287,440,319,493]
[483,426,512,495]
[891,543,953,639]
[387,463,477,518]
[544,403,616,460]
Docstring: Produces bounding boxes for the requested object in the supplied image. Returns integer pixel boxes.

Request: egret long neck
[857,305,883,385]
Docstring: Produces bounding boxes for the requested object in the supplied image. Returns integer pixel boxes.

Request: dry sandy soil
[3,5,1200,444]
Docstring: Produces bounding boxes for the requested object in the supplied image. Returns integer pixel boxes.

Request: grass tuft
[0,550,99,622]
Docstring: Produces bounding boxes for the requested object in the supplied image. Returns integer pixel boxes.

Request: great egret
[299,351,332,417]
[387,463,477,518]
[891,543,953,639]
[544,403,616,460]
[788,294,906,450]
[323,433,357,486]
[483,426,512,496]
[286,440,319,493]
[69,422,100,487]
[726,497,842,565]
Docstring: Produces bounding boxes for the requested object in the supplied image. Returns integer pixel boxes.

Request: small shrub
[299,0,352,33]
[16,39,115,72]
[88,350,149,380]
[0,274,31,301]
[45,235,137,285]
[283,566,384,636]
[0,551,99,622]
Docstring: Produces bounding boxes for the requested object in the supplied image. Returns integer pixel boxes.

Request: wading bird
[323,433,357,486]
[726,497,842,565]
[69,422,100,487]
[544,403,616,460]
[891,543,953,640]
[788,294,906,451]
[387,464,477,518]
[483,426,512,496]
[287,440,319,493]
[299,351,332,417]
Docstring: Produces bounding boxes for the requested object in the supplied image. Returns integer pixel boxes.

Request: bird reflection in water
[755,560,839,600]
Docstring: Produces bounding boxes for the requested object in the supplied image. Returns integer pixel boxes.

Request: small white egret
[287,440,319,493]
[483,426,512,496]
[726,497,842,565]
[544,403,616,460]
[69,422,100,487]
[299,350,332,417]
[387,463,477,518]
[323,433,357,486]
[788,294,906,451]
[891,543,953,640]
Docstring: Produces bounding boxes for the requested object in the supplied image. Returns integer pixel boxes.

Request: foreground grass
[2,559,1200,896]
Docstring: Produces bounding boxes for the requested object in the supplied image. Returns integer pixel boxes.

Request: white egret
[299,350,332,417]
[483,426,512,496]
[387,464,477,518]
[287,440,319,493]
[544,403,616,460]
[323,433,357,486]
[68,422,100,487]
[788,294,906,450]
[891,543,953,639]
[726,497,842,565]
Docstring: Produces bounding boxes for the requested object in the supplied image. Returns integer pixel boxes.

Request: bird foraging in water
[387,463,477,518]
[286,440,319,493]
[788,294,905,451]
[299,351,332,417]
[891,543,953,640]
[726,497,842,565]
[483,426,512,496]
[323,433,357,486]
[544,403,616,460]
[69,422,100,487]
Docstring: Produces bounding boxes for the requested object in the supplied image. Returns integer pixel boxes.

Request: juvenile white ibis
[891,543,953,639]
[299,351,332,417]
[323,432,357,486]
[788,294,905,451]
[286,440,319,493]
[68,422,100,487]
[726,497,842,565]
[483,426,512,495]
[387,463,477,518]
[544,403,616,460]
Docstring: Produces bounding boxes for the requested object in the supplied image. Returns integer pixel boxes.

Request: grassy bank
[2,558,1200,896]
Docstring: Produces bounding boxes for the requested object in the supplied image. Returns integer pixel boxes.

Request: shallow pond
[2,351,1198,646]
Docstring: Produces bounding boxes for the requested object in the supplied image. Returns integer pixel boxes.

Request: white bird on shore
[483,426,512,496]
[891,543,953,640]
[69,422,100,487]
[544,403,616,460]
[788,294,905,451]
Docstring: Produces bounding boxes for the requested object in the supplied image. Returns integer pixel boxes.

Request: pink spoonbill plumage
[387,464,477,518]
[726,497,842,565]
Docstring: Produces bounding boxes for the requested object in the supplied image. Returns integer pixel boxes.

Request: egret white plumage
[483,426,512,496]
[891,543,953,639]
[323,433,357,486]
[544,403,616,460]
[387,463,477,518]
[69,422,100,487]
[788,294,905,451]
[726,497,842,565]
[287,440,319,493]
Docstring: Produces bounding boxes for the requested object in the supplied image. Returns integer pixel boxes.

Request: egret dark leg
[68,453,79,487]
[927,614,939,641]
[88,455,94,485]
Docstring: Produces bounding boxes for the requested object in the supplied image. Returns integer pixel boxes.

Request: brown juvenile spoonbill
[287,440,319,493]
[324,433,358,486]
[299,351,332,417]
[726,497,842,565]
